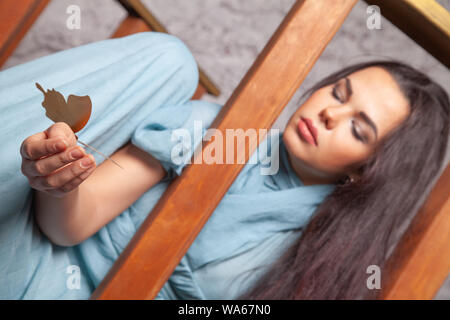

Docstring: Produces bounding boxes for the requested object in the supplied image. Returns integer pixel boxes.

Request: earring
[338,174,355,185]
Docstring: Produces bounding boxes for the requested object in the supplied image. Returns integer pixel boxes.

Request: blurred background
[2,0,449,299]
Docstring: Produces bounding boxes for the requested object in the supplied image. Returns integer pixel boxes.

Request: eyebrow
[345,77,378,141]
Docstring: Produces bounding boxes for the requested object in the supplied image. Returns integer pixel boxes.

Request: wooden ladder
[91,0,450,300]
[1,0,449,300]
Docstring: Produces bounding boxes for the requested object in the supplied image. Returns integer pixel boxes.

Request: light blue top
[0,31,336,299]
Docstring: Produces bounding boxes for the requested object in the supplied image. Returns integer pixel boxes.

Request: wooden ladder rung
[110,14,207,100]
[116,0,220,97]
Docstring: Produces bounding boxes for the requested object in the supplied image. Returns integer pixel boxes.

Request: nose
[319,105,353,130]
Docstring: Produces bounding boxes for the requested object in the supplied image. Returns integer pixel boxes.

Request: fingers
[21,122,97,197]
[58,164,96,195]
[21,135,68,161]
[45,122,77,144]
[41,165,96,198]
[28,154,96,193]
[21,121,79,163]
[22,145,86,177]
[21,122,77,161]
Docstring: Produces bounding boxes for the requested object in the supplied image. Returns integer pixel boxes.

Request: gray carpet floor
[2,0,449,299]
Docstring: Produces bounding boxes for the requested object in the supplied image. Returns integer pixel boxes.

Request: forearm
[33,142,167,247]
[34,182,99,247]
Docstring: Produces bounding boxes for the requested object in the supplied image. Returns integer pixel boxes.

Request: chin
[282,127,293,151]
[283,127,304,160]
[283,122,300,148]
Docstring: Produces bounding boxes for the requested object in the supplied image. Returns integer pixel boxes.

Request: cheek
[320,130,372,170]
[302,129,371,173]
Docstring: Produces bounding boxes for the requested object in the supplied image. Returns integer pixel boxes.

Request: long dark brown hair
[238,60,450,299]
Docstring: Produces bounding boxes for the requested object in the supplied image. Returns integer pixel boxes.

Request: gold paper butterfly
[36,83,124,170]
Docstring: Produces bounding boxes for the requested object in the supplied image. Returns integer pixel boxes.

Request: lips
[298,117,318,146]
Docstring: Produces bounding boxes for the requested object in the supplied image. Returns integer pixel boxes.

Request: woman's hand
[20,122,96,198]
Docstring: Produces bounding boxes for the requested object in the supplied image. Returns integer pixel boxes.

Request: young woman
[3,32,448,299]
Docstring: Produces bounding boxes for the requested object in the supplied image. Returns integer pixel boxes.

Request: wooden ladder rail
[363,0,450,69]
[0,0,51,68]
[91,0,360,300]
[362,0,450,299]
[381,164,450,299]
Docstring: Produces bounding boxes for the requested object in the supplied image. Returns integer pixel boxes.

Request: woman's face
[283,66,410,186]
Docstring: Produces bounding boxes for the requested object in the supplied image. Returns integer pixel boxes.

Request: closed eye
[331,82,367,144]
[351,120,367,143]
[332,84,344,103]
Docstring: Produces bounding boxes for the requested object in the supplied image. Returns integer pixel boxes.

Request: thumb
[45,122,77,146]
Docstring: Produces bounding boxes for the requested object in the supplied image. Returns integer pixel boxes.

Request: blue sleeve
[131,100,222,179]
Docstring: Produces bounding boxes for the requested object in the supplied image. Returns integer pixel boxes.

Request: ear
[338,167,362,185]
[348,172,360,183]
[349,164,366,182]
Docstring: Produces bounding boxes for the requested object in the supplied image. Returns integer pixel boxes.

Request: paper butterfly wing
[36,82,92,133]
[39,88,67,123]
[66,94,92,132]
